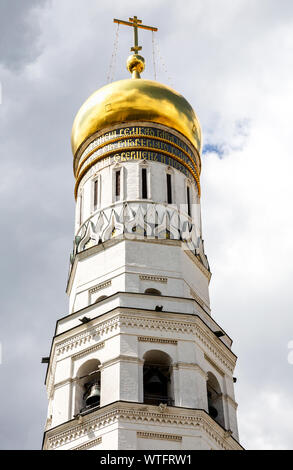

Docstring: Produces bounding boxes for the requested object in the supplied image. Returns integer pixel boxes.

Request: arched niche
[95,295,107,303]
[143,350,173,406]
[144,288,161,296]
[74,359,101,415]
[206,372,225,428]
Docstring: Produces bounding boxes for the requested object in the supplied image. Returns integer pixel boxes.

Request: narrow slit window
[115,170,121,199]
[167,173,172,204]
[93,179,98,211]
[142,168,147,199]
[187,186,191,217]
[79,193,83,224]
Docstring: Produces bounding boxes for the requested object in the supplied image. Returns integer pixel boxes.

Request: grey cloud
[0,0,50,71]
[0,0,293,449]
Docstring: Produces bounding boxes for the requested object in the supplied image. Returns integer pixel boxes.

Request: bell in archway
[85,383,100,407]
[208,405,218,419]
[146,369,164,394]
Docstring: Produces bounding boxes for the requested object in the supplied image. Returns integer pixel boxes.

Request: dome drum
[73,122,201,199]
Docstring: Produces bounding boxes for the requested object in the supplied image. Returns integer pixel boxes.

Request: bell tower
[42,16,242,451]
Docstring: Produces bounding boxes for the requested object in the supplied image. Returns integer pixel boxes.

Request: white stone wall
[46,308,239,442]
[75,160,199,234]
[44,122,241,450]
[68,239,210,315]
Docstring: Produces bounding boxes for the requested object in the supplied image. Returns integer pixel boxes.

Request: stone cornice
[185,249,212,282]
[44,402,243,450]
[72,341,105,361]
[100,355,144,370]
[137,431,182,441]
[46,310,236,397]
[89,280,111,295]
[139,274,168,283]
[73,437,102,450]
[138,336,177,345]
[190,287,210,313]
[204,353,225,377]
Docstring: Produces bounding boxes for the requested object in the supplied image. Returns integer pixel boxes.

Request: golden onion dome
[71,73,202,160]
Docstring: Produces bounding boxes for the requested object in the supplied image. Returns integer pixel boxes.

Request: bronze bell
[146,370,163,394]
[208,405,218,419]
[85,383,100,407]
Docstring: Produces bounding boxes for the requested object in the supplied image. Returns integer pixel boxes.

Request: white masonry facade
[43,75,242,451]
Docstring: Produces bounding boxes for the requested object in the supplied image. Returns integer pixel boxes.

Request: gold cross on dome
[113,15,158,54]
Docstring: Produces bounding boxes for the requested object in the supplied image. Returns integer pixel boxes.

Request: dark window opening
[144,288,161,296]
[167,174,172,204]
[79,193,83,224]
[93,179,98,211]
[115,170,121,199]
[187,186,191,217]
[142,168,147,199]
[206,372,225,428]
[143,351,173,407]
[143,366,171,405]
[81,379,100,414]
[76,360,101,416]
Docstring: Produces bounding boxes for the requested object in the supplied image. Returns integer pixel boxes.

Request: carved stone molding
[204,354,225,377]
[137,431,182,441]
[72,342,105,361]
[44,403,242,450]
[47,310,236,397]
[138,336,177,345]
[89,280,111,295]
[56,316,120,357]
[69,201,209,274]
[73,437,102,450]
[119,313,235,373]
[139,275,168,283]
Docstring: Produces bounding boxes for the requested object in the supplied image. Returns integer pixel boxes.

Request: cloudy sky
[0,0,293,450]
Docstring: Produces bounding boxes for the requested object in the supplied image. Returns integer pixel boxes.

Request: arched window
[166,173,172,204]
[78,190,83,225]
[143,350,173,406]
[141,167,148,199]
[95,295,107,303]
[144,288,161,296]
[92,176,99,212]
[186,185,191,217]
[75,359,101,415]
[115,169,121,200]
[206,372,225,428]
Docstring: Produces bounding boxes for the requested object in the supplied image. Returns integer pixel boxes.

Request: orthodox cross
[113,16,158,54]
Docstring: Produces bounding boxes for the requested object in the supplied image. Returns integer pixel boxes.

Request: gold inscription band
[74,147,201,199]
[75,134,201,178]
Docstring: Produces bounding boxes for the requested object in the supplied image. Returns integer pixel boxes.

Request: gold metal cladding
[113,17,158,33]
[75,133,201,180]
[74,145,201,199]
[74,127,201,176]
[127,54,145,76]
[71,79,202,157]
